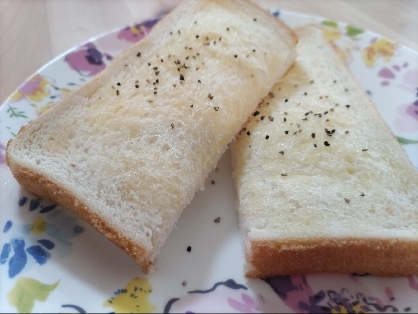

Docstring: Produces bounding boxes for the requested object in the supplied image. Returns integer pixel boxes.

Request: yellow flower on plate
[362,38,398,67]
[10,74,50,103]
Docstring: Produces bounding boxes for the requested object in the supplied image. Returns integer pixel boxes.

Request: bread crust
[7,156,154,273]
[246,238,418,278]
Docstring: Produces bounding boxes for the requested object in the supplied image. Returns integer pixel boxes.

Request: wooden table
[1,0,417,104]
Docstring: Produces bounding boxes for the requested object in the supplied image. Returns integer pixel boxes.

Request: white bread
[6,0,297,273]
[231,25,418,278]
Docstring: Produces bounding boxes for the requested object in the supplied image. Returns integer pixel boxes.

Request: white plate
[1,10,418,314]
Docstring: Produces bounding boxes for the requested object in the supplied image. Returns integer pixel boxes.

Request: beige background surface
[1,0,417,104]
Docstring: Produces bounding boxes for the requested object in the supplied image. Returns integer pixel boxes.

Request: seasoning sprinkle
[211,180,215,185]
[283,117,287,122]
[247,131,251,136]
[261,116,265,121]
[198,80,201,83]
[190,104,193,108]
[265,135,269,139]
[345,130,349,134]
[344,198,350,204]
[253,18,257,21]
[214,106,219,111]
[196,35,199,39]
[187,246,191,252]
[285,99,288,102]
[281,173,288,176]
[182,280,187,286]
[234,54,238,58]
[171,123,175,129]
[214,217,221,223]
[304,92,308,96]
[285,131,289,134]
[180,74,185,81]
[314,144,317,147]
[324,141,330,146]
[116,82,121,86]
[311,133,316,138]
[360,193,365,196]
[135,85,139,88]
[116,90,119,96]
[226,27,230,31]
[279,151,284,155]
[136,52,141,57]
[362,149,368,151]
[253,111,260,116]
[208,93,214,100]
[346,105,350,108]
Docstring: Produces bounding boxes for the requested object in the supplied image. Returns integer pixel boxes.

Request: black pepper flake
[186,56,189,60]
[136,52,141,57]
[268,92,274,97]
[311,133,316,138]
[170,31,172,35]
[155,71,160,75]
[214,106,219,111]
[261,116,265,121]
[302,118,308,121]
[345,88,349,92]
[269,116,274,121]
[234,54,238,58]
[314,144,317,147]
[214,217,220,223]
[180,74,185,81]
[281,173,288,176]
[310,80,314,84]
[161,58,164,62]
[284,117,287,122]
[324,111,328,115]
[187,246,191,252]
[346,105,350,108]
[178,29,181,34]
[265,135,269,139]
[116,90,119,96]
[253,18,257,21]
[324,141,330,146]
[116,82,121,86]
[190,104,193,108]
[135,85,139,88]
[285,99,288,102]
[154,91,157,95]
[182,280,187,286]
[305,112,310,116]
[247,131,251,136]
[171,123,175,129]
[304,92,308,96]
[279,151,284,155]
[285,131,289,134]
[334,80,337,83]
[208,93,214,100]
[360,192,365,196]
[156,79,159,84]
[153,66,158,70]
[345,130,349,134]
[362,149,368,151]
[293,131,297,135]
[173,84,177,87]
[211,180,215,185]
[196,35,199,39]
[226,27,230,31]
[253,111,260,116]
[344,198,350,204]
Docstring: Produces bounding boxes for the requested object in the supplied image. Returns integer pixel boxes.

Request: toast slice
[231,25,418,277]
[6,0,297,273]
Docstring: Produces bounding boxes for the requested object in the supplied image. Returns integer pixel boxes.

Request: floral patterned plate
[1,10,418,314]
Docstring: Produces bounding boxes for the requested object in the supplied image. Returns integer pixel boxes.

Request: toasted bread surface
[6,0,297,273]
[231,25,418,277]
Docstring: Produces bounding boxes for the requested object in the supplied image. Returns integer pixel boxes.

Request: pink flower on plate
[64,43,112,76]
[117,18,160,43]
[227,293,261,313]
[393,98,418,134]
[9,74,51,103]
